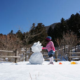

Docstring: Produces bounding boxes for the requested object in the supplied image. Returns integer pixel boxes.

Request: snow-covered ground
[0,42,80,80]
[0,61,80,80]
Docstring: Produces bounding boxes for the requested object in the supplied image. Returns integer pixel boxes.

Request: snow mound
[31,41,42,52]
[29,41,44,64]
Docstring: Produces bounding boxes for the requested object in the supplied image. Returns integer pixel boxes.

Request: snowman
[29,41,44,64]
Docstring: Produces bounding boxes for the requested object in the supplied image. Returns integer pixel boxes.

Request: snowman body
[29,41,44,64]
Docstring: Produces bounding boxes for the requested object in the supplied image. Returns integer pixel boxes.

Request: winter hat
[46,36,52,41]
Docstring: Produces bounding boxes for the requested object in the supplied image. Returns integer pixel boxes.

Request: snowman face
[31,41,42,53]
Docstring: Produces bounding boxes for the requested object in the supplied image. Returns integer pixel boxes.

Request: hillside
[45,23,58,31]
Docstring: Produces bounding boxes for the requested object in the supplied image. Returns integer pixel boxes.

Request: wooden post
[69,52,71,61]
[55,51,58,62]
[27,48,32,60]
[25,53,27,61]
[25,49,27,61]
[64,45,65,53]
[70,45,72,52]
[69,45,71,52]
[26,48,29,61]
[75,45,76,52]
[68,45,71,61]
[22,53,24,61]
[28,52,31,59]
[64,39,65,53]
[15,49,18,63]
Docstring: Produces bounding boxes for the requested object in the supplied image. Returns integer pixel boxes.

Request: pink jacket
[42,41,55,52]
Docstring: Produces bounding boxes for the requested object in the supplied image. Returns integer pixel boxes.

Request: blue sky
[0,0,80,35]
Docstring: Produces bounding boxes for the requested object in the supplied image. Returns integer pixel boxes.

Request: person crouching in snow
[42,36,55,64]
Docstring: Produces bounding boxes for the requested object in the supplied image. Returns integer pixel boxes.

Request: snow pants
[48,50,55,58]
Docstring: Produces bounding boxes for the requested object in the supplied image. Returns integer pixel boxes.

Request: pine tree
[47,26,53,36]
[16,30,24,40]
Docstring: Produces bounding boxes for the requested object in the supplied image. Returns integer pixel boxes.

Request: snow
[29,41,44,64]
[29,52,44,64]
[31,41,42,53]
[0,61,80,80]
[0,42,80,80]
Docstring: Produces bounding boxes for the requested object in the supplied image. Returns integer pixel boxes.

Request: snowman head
[31,41,42,53]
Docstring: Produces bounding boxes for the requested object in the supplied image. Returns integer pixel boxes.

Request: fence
[68,52,80,61]
[42,50,59,62]
[0,45,80,63]
[0,49,20,63]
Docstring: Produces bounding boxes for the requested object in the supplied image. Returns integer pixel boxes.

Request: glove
[42,47,44,49]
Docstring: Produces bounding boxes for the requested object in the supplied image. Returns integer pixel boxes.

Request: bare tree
[24,23,47,47]
[57,31,78,49]
[56,31,78,60]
